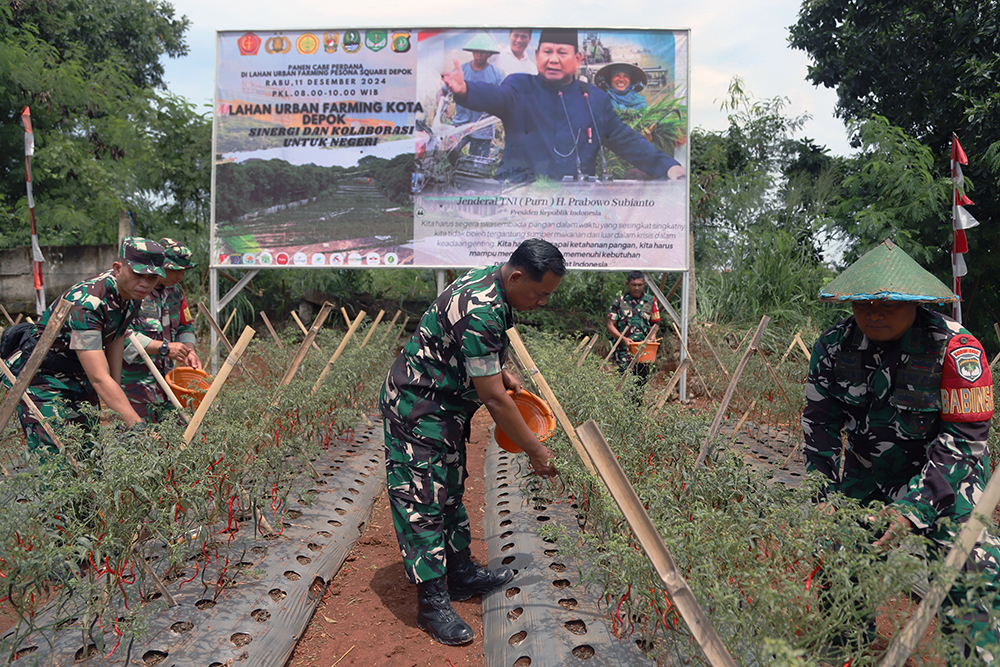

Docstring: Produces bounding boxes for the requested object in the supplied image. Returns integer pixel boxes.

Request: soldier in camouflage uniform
[380,239,564,645]
[3,238,166,457]
[607,270,660,386]
[802,239,1000,661]
[122,238,201,422]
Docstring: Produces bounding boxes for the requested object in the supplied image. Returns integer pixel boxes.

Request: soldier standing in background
[1,238,166,458]
[607,270,660,389]
[802,239,1000,661]
[122,238,201,422]
[379,238,563,646]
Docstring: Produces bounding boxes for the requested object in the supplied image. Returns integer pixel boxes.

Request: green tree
[789,0,1000,335]
[0,0,208,247]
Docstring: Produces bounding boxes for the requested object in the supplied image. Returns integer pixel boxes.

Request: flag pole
[21,107,46,316]
[950,134,978,326]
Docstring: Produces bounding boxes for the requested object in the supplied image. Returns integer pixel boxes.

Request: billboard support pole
[435,269,446,296]
[679,271,690,402]
[209,266,220,373]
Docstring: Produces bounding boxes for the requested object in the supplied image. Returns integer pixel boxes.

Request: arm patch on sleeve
[940,334,994,422]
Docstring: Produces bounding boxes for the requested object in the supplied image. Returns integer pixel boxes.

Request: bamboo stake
[603,326,630,363]
[731,400,757,440]
[290,310,323,352]
[311,311,366,394]
[576,420,738,667]
[129,528,177,606]
[695,316,771,467]
[278,303,334,388]
[340,307,351,327]
[0,298,73,435]
[182,326,256,448]
[359,310,385,349]
[696,325,730,382]
[198,302,233,354]
[397,315,411,339]
[617,324,659,390]
[506,327,597,476]
[259,311,284,349]
[378,310,402,343]
[879,462,1000,667]
[207,308,237,359]
[573,336,590,354]
[13,313,23,325]
[0,357,77,471]
[576,334,600,367]
[0,304,14,326]
[669,321,715,402]
[127,333,190,424]
[653,357,691,410]
[990,323,1000,369]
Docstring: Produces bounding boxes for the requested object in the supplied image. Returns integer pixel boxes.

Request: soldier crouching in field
[379,238,564,645]
[1,238,166,459]
[803,239,1000,661]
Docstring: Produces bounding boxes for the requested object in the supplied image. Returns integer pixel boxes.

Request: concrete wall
[0,244,117,314]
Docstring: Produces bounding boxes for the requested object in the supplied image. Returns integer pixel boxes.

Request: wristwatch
[159,341,170,357]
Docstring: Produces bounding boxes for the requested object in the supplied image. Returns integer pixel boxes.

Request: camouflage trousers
[933,530,1000,663]
[122,379,168,423]
[383,426,471,584]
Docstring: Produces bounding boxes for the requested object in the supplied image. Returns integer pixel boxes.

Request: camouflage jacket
[608,291,660,365]
[379,265,512,462]
[5,270,140,387]
[802,307,994,533]
[122,284,195,397]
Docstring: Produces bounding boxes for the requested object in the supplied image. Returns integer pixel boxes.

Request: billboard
[212,27,689,270]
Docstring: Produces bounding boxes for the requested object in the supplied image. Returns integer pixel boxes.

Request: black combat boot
[416,577,474,645]
[446,547,514,601]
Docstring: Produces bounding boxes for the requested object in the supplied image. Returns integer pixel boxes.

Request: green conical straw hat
[819,239,958,303]
[463,33,500,54]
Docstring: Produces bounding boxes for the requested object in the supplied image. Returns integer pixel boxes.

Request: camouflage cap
[120,237,166,278]
[158,238,197,270]
[819,239,958,303]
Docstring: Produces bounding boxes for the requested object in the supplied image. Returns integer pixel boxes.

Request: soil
[282,407,497,667]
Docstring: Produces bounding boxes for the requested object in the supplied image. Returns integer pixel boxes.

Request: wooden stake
[127,333,191,424]
[506,327,597,476]
[0,298,73,436]
[0,304,14,326]
[576,334,599,367]
[340,307,351,327]
[576,420,737,667]
[13,313,22,325]
[617,324,659,390]
[378,310,402,343]
[604,327,630,363]
[360,310,385,348]
[182,326,256,448]
[653,357,691,410]
[669,321,715,402]
[206,308,237,360]
[731,400,757,440]
[290,310,323,352]
[695,316,771,467]
[879,460,1000,667]
[278,303,333,388]
[696,325,730,382]
[0,357,77,471]
[198,302,233,354]
[311,311,366,394]
[397,315,411,339]
[259,311,284,349]
[573,336,590,354]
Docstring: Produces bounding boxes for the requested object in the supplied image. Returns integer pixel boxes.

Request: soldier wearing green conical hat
[1,237,166,458]
[122,238,201,422]
[803,239,1000,660]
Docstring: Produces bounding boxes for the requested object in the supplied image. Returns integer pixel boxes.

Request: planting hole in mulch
[143,591,162,603]
[143,649,168,665]
[509,630,528,645]
[335,508,347,516]
[195,599,216,610]
[309,576,326,598]
[316,531,332,538]
[501,531,513,538]
[545,549,558,556]
[502,556,515,565]
[536,515,551,522]
[284,570,301,581]
[553,579,571,589]
[269,588,287,602]
[170,621,193,633]
[501,542,515,551]
[74,644,99,661]
[565,619,587,635]
[231,632,251,647]
[501,519,512,527]
[286,510,303,519]
[251,545,267,555]
[558,598,578,610]
[328,519,342,527]
[296,555,312,565]
[251,609,271,622]
[308,542,322,550]
[572,645,595,660]
[348,488,359,495]
[513,657,531,666]
[507,607,524,621]
[506,586,521,599]
[14,647,37,658]
[499,510,510,516]
[550,563,567,572]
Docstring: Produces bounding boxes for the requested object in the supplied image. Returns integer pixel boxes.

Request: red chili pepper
[804,558,823,591]
[178,560,200,589]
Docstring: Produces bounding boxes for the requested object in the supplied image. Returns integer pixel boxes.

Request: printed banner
[212,28,689,270]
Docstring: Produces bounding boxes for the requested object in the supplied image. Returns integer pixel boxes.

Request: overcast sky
[162,0,854,157]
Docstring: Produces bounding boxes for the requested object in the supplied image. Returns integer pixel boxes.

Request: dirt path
[284,409,496,667]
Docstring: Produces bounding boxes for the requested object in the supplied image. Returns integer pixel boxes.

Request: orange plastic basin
[495,389,557,453]
[626,339,660,363]
[165,366,212,409]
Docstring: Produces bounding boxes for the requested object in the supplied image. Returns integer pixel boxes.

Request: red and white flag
[951,134,976,322]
